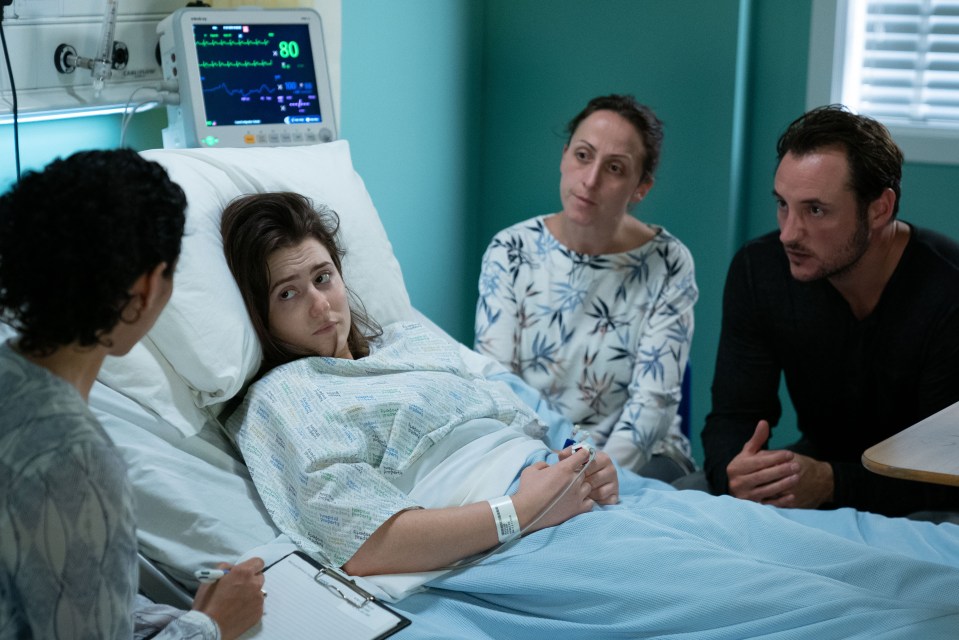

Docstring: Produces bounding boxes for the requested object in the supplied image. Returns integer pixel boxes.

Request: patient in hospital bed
[218,189,959,637]
[221,191,617,578]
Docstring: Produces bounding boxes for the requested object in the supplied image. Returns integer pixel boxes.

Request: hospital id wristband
[488,495,520,543]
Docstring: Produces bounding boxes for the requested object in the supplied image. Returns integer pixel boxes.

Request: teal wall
[901,162,959,235]
[3,0,957,463]
[340,0,482,337]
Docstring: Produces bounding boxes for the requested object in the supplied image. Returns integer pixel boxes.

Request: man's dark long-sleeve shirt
[702,225,959,516]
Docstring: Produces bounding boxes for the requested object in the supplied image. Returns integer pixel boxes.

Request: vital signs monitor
[157,8,336,148]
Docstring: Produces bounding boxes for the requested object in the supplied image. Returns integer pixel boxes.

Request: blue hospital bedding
[231,323,959,638]
[394,473,959,639]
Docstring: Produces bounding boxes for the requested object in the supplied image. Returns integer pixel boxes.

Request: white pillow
[97,338,211,438]
[97,141,413,435]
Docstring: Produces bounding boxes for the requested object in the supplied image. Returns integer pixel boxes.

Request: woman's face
[266,237,354,360]
[559,110,651,227]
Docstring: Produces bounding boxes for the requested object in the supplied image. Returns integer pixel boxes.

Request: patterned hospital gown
[475,215,698,471]
[228,322,544,569]
[0,341,218,640]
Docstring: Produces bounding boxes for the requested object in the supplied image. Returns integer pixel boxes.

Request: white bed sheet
[89,379,284,590]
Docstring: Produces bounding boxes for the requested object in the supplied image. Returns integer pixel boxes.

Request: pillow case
[98,141,413,435]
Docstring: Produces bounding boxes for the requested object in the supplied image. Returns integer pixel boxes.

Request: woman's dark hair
[777,104,903,218]
[566,94,665,183]
[0,148,186,355]
[220,192,381,372]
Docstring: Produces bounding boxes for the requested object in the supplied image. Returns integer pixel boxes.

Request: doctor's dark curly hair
[0,148,186,355]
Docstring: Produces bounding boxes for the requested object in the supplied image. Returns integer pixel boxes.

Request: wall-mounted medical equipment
[53,0,126,98]
[157,7,336,149]
[0,0,180,123]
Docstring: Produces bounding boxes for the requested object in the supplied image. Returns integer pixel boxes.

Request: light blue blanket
[393,473,959,639]
[231,322,959,637]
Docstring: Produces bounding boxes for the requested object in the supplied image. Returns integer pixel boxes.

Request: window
[808,0,959,164]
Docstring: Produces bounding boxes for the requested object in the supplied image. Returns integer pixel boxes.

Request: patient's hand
[558,447,619,505]
[588,451,619,504]
[193,557,266,640]
[346,453,595,577]
[513,448,595,533]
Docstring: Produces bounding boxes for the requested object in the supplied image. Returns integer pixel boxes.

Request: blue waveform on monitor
[201,77,321,125]
[204,83,278,98]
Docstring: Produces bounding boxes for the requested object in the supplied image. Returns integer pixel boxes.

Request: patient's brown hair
[220,192,381,373]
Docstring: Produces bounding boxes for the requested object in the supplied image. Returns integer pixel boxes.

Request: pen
[195,568,230,583]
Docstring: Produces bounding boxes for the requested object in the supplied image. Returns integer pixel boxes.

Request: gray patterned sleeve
[2,434,217,639]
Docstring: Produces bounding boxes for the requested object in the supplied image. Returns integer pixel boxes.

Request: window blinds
[845,0,959,127]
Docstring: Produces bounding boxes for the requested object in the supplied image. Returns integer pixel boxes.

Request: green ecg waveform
[196,38,271,47]
[199,60,275,69]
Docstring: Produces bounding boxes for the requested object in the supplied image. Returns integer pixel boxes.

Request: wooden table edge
[862,449,959,488]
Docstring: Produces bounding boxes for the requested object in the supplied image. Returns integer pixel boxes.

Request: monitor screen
[158,8,336,149]
[194,21,322,128]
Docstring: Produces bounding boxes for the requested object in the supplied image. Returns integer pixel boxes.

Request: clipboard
[238,551,411,639]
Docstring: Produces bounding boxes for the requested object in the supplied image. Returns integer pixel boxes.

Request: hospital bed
[83,142,959,639]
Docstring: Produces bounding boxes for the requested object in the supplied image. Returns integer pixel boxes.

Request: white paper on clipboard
[238,552,410,639]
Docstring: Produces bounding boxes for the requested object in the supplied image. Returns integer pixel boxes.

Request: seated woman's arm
[603,244,698,471]
[343,447,595,576]
[603,308,694,470]
[474,236,521,369]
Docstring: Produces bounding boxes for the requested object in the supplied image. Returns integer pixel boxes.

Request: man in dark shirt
[701,105,959,517]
